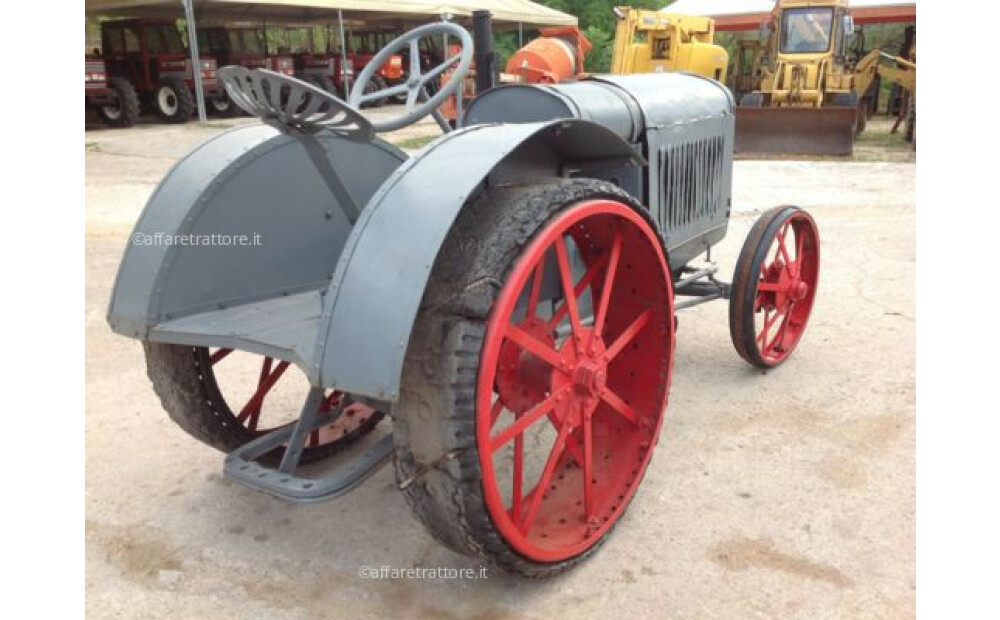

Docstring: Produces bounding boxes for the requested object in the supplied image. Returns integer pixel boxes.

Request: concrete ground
[85,110,915,619]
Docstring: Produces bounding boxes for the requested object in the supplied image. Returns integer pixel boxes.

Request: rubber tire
[153,76,194,123]
[97,77,140,127]
[208,91,240,118]
[392,177,663,578]
[358,76,384,109]
[729,205,814,369]
[143,342,384,466]
[369,75,388,108]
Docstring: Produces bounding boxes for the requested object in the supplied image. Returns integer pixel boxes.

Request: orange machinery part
[505,26,592,84]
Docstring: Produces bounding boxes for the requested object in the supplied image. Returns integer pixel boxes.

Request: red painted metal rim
[207,348,378,447]
[753,211,820,365]
[476,199,675,563]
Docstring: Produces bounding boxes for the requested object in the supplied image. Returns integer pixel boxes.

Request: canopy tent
[662,0,916,31]
[85,0,577,27]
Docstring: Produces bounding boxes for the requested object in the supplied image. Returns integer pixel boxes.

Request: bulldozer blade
[735,106,858,156]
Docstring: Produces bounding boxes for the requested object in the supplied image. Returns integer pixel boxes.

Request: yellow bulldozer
[736,0,916,155]
[610,7,729,82]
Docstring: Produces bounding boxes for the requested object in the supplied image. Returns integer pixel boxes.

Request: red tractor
[101,18,222,123]
[85,55,139,127]
[347,31,407,103]
[196,26,295,116]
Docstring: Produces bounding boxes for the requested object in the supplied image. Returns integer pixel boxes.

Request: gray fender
[316,119,644,400]
[107,124,407,342]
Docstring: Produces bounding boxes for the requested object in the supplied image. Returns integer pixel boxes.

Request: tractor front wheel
[208,91,239,118]
[97,77,140,127]
[729,206,820,369]
[153,77,194,123]
[393,178,675,577]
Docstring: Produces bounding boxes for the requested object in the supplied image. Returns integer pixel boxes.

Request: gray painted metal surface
[107,123,407,371]
[463,73,735,268]
[109,69,735,404]
[318,119,642,399]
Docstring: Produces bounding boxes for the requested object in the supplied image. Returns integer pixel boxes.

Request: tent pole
[182,0,207,123]
[338,9,350,99]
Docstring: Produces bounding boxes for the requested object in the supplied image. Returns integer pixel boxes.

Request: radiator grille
[657,136,726,233]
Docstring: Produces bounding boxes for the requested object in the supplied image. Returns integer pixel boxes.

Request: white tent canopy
[85,0,577,27]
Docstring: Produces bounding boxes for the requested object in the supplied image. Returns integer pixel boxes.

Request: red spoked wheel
[392,179,675,576]
[730,206,820,369]
[144,344,384,465]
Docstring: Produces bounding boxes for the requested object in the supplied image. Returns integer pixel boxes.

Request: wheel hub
[572,361,606,398]
[552,327,608,424]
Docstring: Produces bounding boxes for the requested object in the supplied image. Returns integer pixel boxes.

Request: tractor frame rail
[223,387,394,503]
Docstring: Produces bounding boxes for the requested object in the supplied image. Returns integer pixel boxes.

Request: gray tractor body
[108,72,733,405]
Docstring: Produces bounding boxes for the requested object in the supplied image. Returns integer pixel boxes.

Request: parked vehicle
[101,18,222,123]
[85,56,139,127]
[196,26,295,116]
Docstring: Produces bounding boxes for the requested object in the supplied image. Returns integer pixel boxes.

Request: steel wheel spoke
[554,236,583,336]
[209,348,233,365]
[605,308,653,362]
[511,419,524,521]
[757,281,780,292]
[776,223,793,266]
[766,306,793,352]
[599,388,640,426]
[519,420,570,535]
[548,251,610,328]
[593,227,624,341]
[757,308,784,345]
[489,399,505,428]
[505,323,562,368]
[236,359,290,429]
[527,262,545,319]
[490,387,569,452]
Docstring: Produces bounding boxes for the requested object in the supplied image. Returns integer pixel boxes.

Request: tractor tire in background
[358,78,384,109]
[143,343,385,467]
[208,91,240,118]
[97,77,141,128]
[153,76,194,123]
[393,178,675,577]
[368,75,388,108]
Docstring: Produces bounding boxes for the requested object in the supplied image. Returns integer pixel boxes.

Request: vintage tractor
[196,26,296,117]
[85,55,140,127]
[101,18,223,123]
[108,22,820,577]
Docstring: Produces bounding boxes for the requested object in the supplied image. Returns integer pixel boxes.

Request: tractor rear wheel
[153,76,194,123]
[144,343,384,466]
[97,77,140,127]
[393,178,675,577]
[729,206,820,369]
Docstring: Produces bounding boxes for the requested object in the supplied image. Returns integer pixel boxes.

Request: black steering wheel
[349,23,473,132]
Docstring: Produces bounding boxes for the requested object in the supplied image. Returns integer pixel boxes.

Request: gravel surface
[86,116,915,619]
